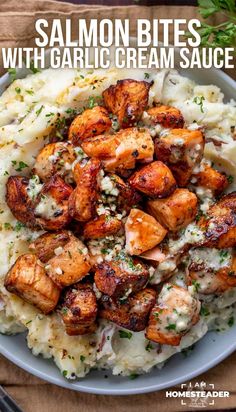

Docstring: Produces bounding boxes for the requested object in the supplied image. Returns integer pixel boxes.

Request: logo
[166,381,230,408]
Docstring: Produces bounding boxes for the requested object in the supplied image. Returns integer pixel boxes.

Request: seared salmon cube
[83,215,122,239]
[155,129,204,186]
[146,284,200,346]
[4,254,60,314]
[187,248,236,295]
[103,79,152,127]
[128,161,176,198]
[94,256,149,298]
[68,106,111,145]
[99,288,157,331]
[33,142,76,183]
[29,230,71,263]
[108,174,142,213]
[198,192,236,248]
[6,176,36,227]
[125,209,167,255]
[45,235,91,288]
[34,175,73,231]
[147,105,184,129]
[68,159,101,222]
[60,283,97,335]
[193,164,228,195]
[147,188,198,231]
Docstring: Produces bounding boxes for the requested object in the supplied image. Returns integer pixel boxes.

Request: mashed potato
[0,67,236,379]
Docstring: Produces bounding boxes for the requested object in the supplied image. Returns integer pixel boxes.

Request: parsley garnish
[145,341,154,352]
[193,96,205,113]
[36,105,44,117]
[15,161,29,172]
[80,355,85,362]
[165,323,176,331]
[227,175,234,184]
[192,0,236,50]
[118,330,133,339]
[228,316,234,327]
[200,305,210,316]
[8,68,16,82]
[129,373,139,380]
[15,87,21,94]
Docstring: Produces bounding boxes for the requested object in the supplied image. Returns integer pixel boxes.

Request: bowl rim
[0,63,236,395]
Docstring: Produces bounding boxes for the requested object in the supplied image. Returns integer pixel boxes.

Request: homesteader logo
[166,381,230,408]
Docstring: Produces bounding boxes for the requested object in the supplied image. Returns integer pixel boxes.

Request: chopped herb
[65,108,77,116]
[15,161,29,172]
[8,68,17,82]
[15,87,21,94]
[29,61,41,74]
[4,222,12,230]
[118,330,133,339]
[182,344,195,358]
[219,250,229,264]
[88,96,96,109]
[45,112,55,118]
[61,307,68,315]
[26,89,34,95]
[129,373,139,380]
[193,96,205,113]
[165,323,176,331]
[80,74,85,79]
[145,341,154,352]
[14,222,25,232]
[62,370,68,378]
[101,248,108,254]
[80,355,85,362]
[144,72,150,79]
[192,279,201,293]
[227,175,234,184]
[228,316,234,327]
[36,105,44,117]
[4,171,9,176]
[25,320,32,325]
[200,306,210,317]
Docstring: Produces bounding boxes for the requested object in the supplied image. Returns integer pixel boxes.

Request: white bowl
[0,65,236,395]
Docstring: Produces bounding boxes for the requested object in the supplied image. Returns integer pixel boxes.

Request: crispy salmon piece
[33,142,76,183]
[29,230,71,263]
[68,106,111,145]
[83,215,122,239]
[82,128,154,174]
[68,159,101,222]
[146,284,200,346]
[6,176,36,227]
[103,128,154,173]
[81,134,120,159]
[147,105,184,129]
[128,161,176,198]
[193,164,228,195]
[100,288,157,331]
[147,189,198,231]
[4,254,60,314]
[45,235,91,288]
[94,256,149,298]
[187,249,236,295]
[155,129,204,186]
[108,174,142,213]
[34,175,73,231]
[125,209,167,255]
[103,79,152,127]
[198,192,236,248]
[60,283,97,335]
